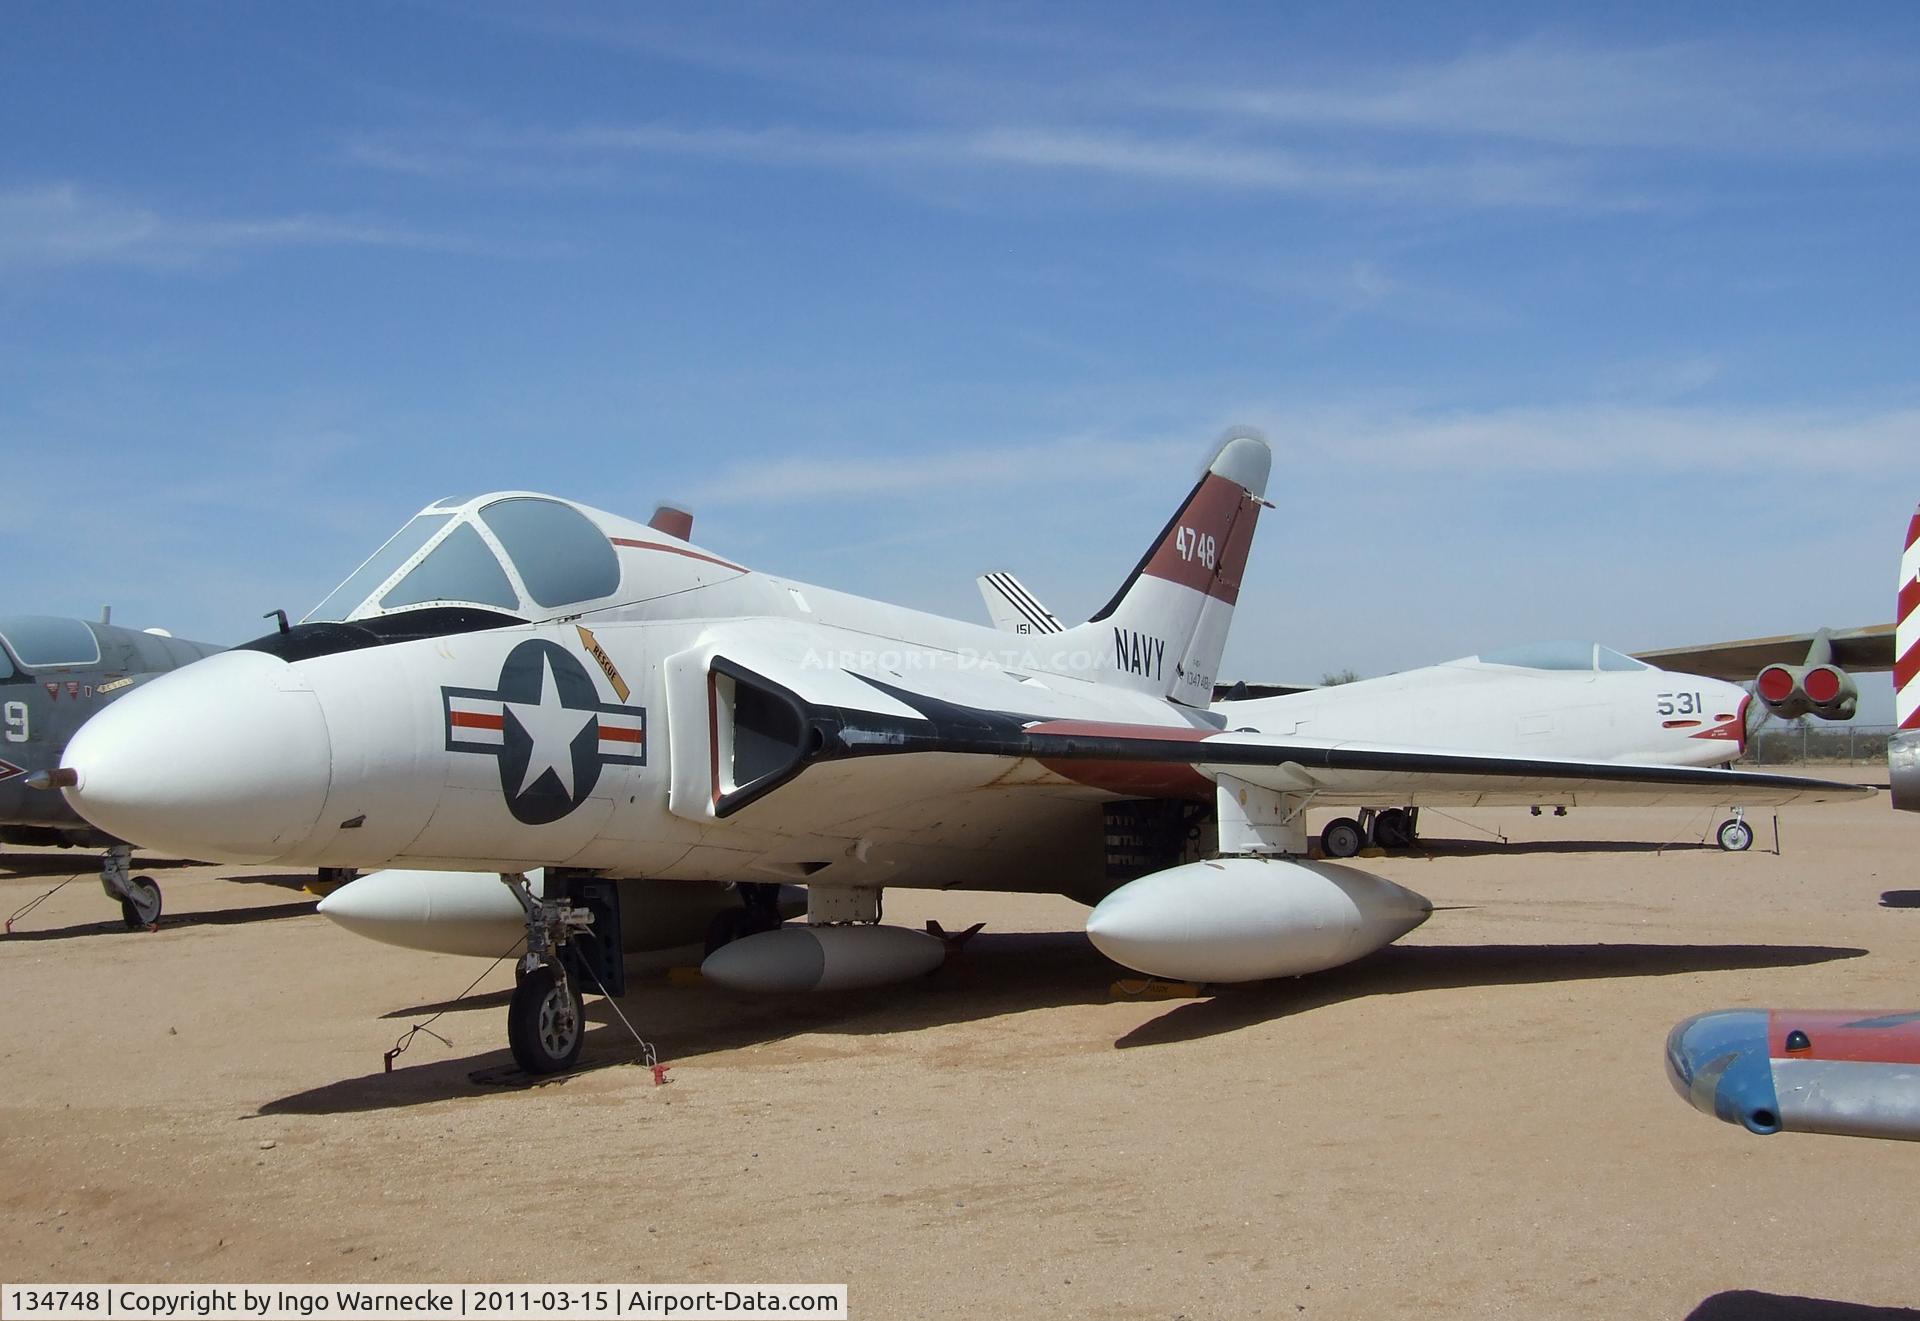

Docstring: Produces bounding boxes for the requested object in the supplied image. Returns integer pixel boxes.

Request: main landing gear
[101,844,161,930]
[703,881,786,955]
[499,871,625,1075]
[1320,806,1420,860]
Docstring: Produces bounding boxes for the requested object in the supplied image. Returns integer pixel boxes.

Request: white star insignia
[504,653,595,801]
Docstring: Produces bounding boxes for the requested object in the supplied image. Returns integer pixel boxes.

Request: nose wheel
[99,845,161,930]
[118,876,162,930]
[1717,813,1754,852]
[507,964,585,1075]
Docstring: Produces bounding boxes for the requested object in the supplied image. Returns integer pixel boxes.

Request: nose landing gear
[508,964,584,1075]
[1716,810,1755,853]
[498,871,628,1076]
[101,844,161,930]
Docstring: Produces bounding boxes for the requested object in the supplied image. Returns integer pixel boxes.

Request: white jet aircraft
[981,572,1762,852]
[52,436,1869,1074]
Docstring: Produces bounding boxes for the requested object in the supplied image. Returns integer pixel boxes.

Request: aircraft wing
[708,659,1872,828]
[1633,624,1894,679]
[1212,680,1319,700]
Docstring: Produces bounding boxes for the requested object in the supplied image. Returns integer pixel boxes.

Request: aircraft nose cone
[63,650,332,863]
[1665,1009,1781,1134]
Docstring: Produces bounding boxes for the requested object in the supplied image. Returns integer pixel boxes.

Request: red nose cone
[1757,666,1795,703]
[1804,666,1842,705]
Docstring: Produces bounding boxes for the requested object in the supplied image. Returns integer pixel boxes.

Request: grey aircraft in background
[1,613,221,927]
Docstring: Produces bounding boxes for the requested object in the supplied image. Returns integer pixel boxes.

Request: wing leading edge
[1634,624,1895,679]
[708,661,1873,821]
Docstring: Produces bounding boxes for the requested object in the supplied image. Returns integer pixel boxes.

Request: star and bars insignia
[442,638,646,826]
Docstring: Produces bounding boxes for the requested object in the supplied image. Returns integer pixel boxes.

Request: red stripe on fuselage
[1690,722,1741,741]
[449,711,504,731]
[611,537,748,574]
[1037,758,1214,798]
[598,725,643,743]
[1025,720,1215,741]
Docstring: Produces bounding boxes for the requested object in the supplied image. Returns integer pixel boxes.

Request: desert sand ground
[2,778,1916,1320]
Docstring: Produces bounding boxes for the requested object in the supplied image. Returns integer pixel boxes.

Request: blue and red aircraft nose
[1665,1009,1781,1134]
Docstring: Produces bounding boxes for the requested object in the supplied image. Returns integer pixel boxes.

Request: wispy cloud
[1173,39,1916,157]
[685,434,1198,506]
[342,119,1603,210]
[687,402,1920,509]
[0,182,517,270]
[1262,401,1920,472]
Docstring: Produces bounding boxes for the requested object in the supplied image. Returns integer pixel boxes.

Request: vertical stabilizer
[978,572,1064,635]
[1050,433,1270,706]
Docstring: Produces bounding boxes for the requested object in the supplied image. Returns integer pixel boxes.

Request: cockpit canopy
[1475,640,1649,673]
[0,615,214,677]
[306,494,624,624]
[0,615,102,673]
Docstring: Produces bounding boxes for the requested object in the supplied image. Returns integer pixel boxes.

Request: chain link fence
[1745,723,1895,765]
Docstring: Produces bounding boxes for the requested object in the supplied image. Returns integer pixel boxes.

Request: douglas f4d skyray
[50,435,1870,1074]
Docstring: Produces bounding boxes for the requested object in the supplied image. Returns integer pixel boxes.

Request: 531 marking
[1656,692,1703,717]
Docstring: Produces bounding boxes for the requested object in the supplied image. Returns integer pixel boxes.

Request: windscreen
[307,514,452,622]
[1596,646,1649,672]
[380,523,519,611]
[1478,640,1600,672]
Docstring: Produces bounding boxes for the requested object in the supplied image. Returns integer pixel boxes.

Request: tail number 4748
[1175,525,1217,569]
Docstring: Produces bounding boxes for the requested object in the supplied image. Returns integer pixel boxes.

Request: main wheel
[507,965,585,1075]
[1321,817,1366,859]
[119,876,162,930]
[1717,819,1754,853]
[1373,808,1415,851]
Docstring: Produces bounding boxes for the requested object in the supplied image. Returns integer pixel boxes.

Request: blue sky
[4,4,1916,718]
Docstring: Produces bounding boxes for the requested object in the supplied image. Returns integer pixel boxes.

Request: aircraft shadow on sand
[258,931,1864,1116]
[3,895,318,941]
[1114,939,1866,1049]
[1413,837,1721,858]
[0,853,204,880]
[1688,1291,1920,1320]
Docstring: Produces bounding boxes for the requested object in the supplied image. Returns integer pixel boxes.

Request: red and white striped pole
[1891,503,1920,810]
